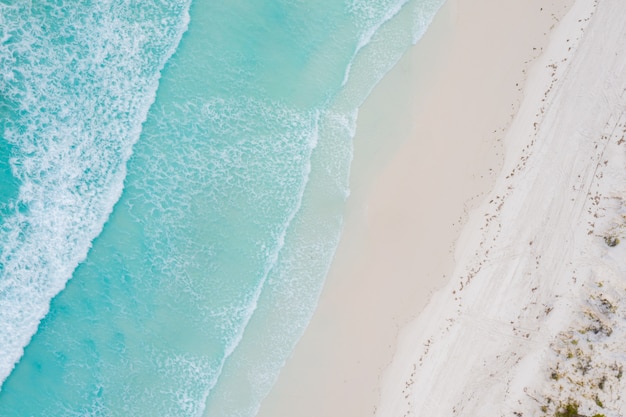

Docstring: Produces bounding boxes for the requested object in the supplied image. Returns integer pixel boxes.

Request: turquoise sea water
[0,0,444,415]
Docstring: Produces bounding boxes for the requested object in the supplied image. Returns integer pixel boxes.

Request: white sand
[376,0,626,415]
[254,0,618,415]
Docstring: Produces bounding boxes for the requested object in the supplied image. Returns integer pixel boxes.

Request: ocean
[0,0,444,415]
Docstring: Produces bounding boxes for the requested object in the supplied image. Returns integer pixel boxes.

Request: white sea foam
[130,95,323,412]
[411,0,446,44]
[341,0,408,87]
[199,0,448,414]
[0,0,191,387]
[198,105,356,417]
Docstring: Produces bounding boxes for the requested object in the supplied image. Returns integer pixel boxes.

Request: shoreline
[256,0,578,416]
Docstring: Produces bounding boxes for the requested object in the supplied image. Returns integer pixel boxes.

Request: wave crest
[0,0,191,387]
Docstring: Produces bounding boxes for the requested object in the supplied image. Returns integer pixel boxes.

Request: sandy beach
[257,0,626,416]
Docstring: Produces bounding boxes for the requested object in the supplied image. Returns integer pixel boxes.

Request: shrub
[555,401,578,417]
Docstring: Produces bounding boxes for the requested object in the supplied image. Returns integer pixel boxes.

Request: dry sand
[376,0,626,415]
[254,0,601,415]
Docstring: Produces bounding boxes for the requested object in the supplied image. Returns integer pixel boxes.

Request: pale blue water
[0,0,444,415]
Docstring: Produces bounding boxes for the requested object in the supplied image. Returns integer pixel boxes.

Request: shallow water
[0,0,444,415]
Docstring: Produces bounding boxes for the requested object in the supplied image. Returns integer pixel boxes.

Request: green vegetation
[594,395,603,407]
[541,271,624,417]
[554,401,579,417]
[604,235,619,247]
